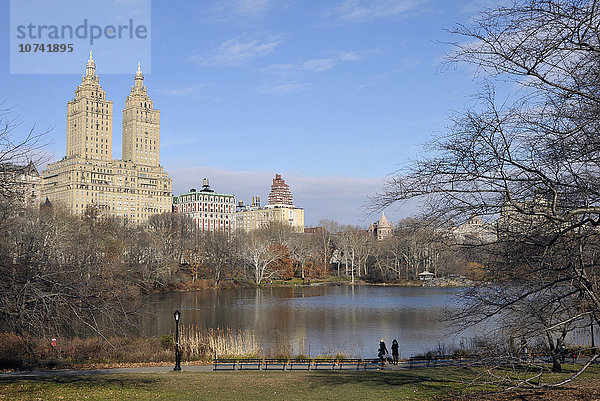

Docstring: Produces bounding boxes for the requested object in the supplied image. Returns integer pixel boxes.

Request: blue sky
[1,0,496,226]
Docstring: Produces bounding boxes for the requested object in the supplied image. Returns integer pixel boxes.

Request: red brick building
[268,173,294,206]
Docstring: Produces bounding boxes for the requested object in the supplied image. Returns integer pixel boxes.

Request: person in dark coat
[560,343,567,363]
[391,339,399,365]
[378,339,388,364]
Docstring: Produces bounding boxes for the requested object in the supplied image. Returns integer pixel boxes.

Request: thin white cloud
[158,84,211,97]
[205,0,276,21]
[256,81,311,95]
[256,52,363,95]
[460,0,512,14]
[235,0,273,15]
[357,71,392,90]
[110,0,148,5]
[337,0,427,22]
[190,36,282,67]
[302,58,338,72]
[263,51,363,75]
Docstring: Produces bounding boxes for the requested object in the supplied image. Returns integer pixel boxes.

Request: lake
[143,285,478,358]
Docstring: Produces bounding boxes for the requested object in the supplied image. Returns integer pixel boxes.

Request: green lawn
[0,366,597,401]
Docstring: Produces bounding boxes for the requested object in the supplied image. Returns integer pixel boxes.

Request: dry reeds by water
[0,327,334,368]
[0,332,175,368]
[179,326,261,359]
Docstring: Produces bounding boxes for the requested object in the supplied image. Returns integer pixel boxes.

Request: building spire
[134,61,144,88]
[85,50,96,77]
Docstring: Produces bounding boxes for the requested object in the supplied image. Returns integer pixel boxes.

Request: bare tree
[0,205,141,342]
[147,212,193,279]
[317,219,337,273]
[0,103,144,342]
[0,104,48,173]
[377,0,600,384]
[240,229,283,285]
[196,231,239,286]
[0,104,49,227]
[335,226,370,283]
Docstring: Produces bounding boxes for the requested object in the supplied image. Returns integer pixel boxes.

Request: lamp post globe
[173,309,181,371]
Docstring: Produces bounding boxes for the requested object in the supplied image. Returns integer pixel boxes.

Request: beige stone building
[0,161,41,207]
[42,53,171,223]
[237,204,305,233]
[368,212,394,240]
[236,174,304,233]
[451,214,497,244]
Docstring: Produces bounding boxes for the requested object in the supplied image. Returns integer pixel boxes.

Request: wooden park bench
[408,356,432,368]
[238,358,262,370]
[263,358,287,370]
[533,354,553,364]
[337,358,364,370]
[451,355,475,366]
[312,359,337,370]
[213,358,237,371]
[431,355,454,367]
[362,359,383,370]
[288,359,312,370]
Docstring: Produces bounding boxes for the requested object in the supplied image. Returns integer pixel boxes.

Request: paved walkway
[0,362,415,377]
[0,365,213,377]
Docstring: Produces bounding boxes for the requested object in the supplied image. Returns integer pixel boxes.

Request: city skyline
[1,1,491,226]
[41,53,173,224]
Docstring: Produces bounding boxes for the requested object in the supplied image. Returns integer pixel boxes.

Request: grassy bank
[0,368,490,401]
[2,366,600,401]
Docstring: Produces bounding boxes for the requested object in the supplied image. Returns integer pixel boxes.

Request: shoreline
[160,276,474,294]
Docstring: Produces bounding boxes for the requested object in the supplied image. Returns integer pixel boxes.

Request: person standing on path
[378,339,388,364]
[391,339,399,365]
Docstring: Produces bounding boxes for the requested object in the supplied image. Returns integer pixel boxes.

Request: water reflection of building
[143,286,460,358]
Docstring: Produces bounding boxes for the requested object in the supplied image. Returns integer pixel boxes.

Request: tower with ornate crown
[41,54,172,224]
[122,63,160,166]
[66,51,114,161]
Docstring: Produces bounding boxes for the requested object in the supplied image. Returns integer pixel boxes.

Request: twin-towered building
[38,55,304,231]
[42,53,172,223]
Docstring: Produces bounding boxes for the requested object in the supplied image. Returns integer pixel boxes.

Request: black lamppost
[173,310,181,371]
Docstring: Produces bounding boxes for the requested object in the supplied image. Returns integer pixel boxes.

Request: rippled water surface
[144,285,475,358]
